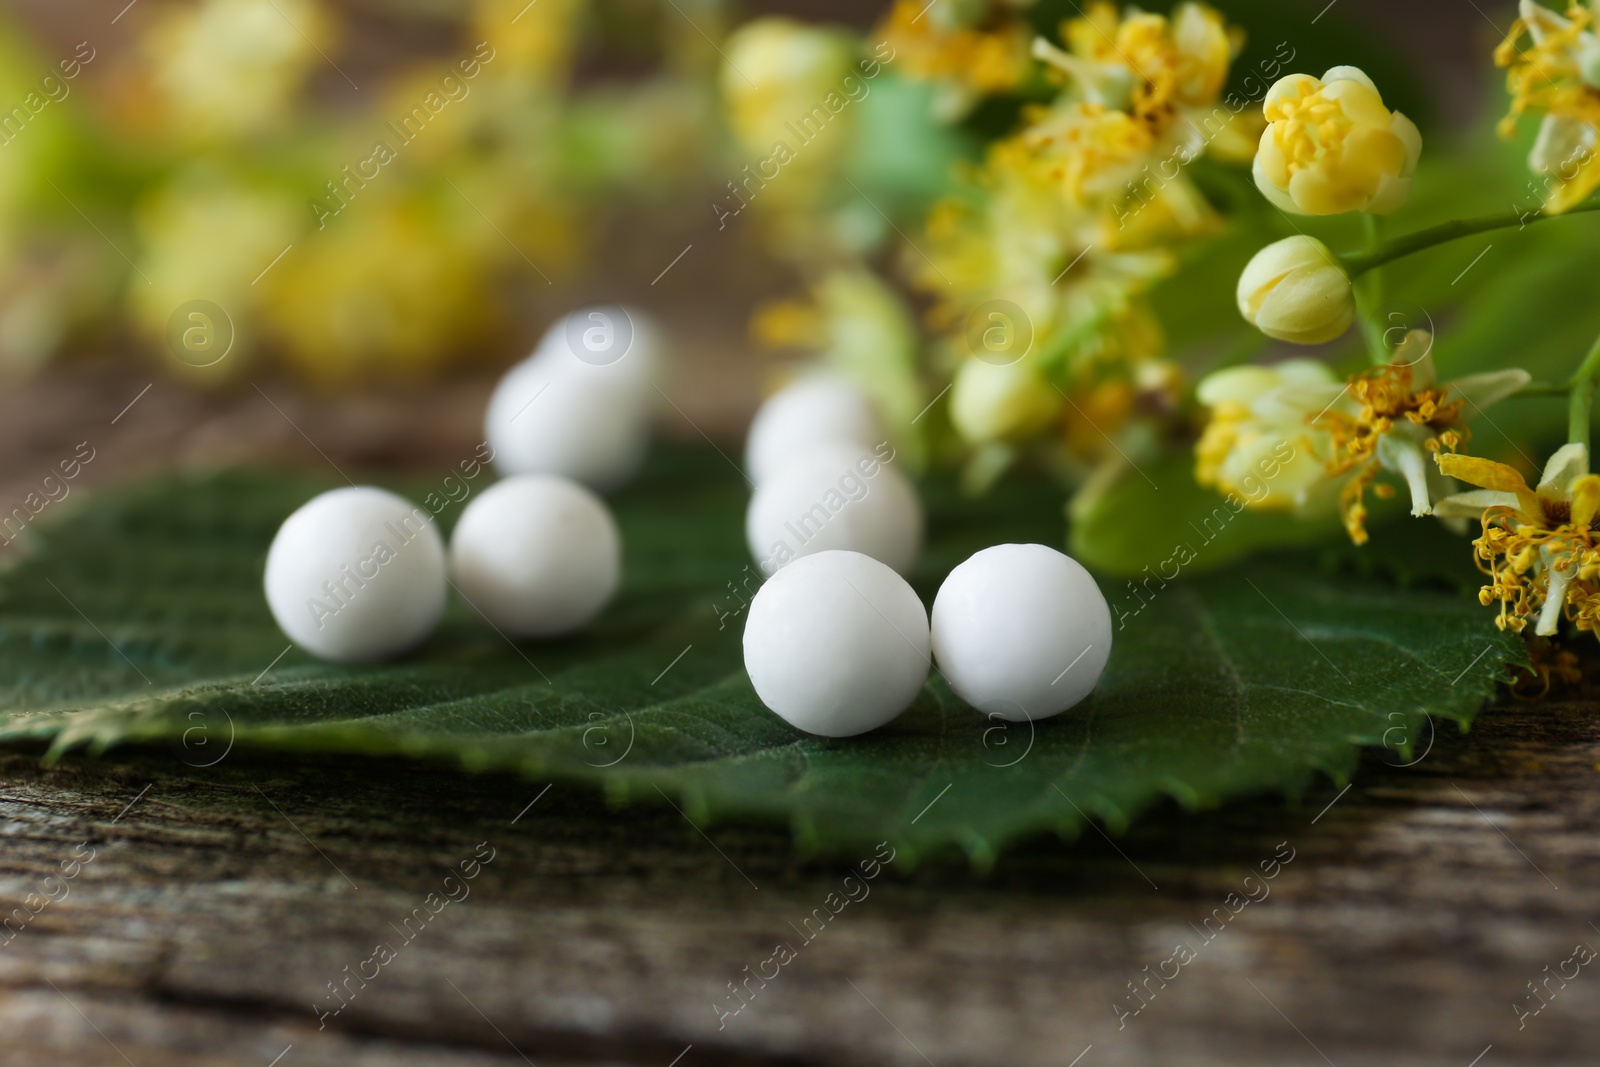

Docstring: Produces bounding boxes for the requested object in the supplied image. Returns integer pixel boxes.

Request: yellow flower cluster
[1048,1,1240,136]
[1496,0,1600,214]
[725,3,1250,482]
[1196,332,1529,545]
[1203,39,1600,655]
[1437,445,1600,639]
[0,0,715,384]
[123,0,602,385]
[1314,332,1528,544]
[912,3,1247,458]
[143,0,334,143]
[877,0,1032,119]
[1195,358,1341,513]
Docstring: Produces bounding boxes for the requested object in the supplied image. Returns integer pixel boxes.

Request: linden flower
[1434,444,1600,639]
[1253,66,1422,215]
[131,174,302,373]
[949,356,1058,445]
[263,195,495,386]
[144,0,333,141]
[1236,235,1354,345]
[1026,3,1251,206]
[471,0,583,83]
[1311,330,1530,544]
[1042,1,1241,136]
[1195,358,1342,512]
[721,18,858,163]
[1495,1,1600,213]
[918,137,1174,361]
[876,0,1032,120]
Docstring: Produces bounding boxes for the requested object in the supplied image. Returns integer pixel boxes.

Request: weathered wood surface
[0,683,1596,1067]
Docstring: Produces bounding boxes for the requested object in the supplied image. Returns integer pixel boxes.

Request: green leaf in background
[0,450,1522,866]
[1068,449,1346,577]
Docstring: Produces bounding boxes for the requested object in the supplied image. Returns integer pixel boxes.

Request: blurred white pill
[449,475,621,638]
[743,550,930,736]
[745,442,922,577]
[486,305,661,492]
[744,374,882,484]
[264,487,447,662]
[542,303,662,403]
[931,543,1111,721]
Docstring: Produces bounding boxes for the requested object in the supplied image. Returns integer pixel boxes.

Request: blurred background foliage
[0,0,723,385]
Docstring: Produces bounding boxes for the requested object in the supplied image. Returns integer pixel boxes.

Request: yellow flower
[876,0,1031,119]
[1046,1,1241,135]
[1435,443,1600,639]
[918,138,1163,357]
[263,194,496,386]
[721,18,858,164]
[470,0,583,83]
[1195,358,1342,512]
[1495,0,1600,213]
[131,173,302,375]
[1253,66,1421,215]
[1236,235,1354,345]
[144,0,333,142]
[1026,3,1248,209]
[1312,330,1529,544]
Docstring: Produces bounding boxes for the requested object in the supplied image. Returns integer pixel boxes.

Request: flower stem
[1341,198,1600,277]
[1354,213,1388,364]
[1567,327,1600,450]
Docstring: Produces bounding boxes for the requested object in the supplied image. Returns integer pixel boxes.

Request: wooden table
[1,684,1595,1067]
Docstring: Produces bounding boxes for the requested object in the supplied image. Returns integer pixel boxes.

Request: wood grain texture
[0,679,1596,1067]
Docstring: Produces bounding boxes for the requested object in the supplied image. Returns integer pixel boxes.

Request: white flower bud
[1236,236,1355,345]
[949,357,1056,445]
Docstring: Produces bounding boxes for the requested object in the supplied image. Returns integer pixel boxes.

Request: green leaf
[0,451,1522,867]
[1068,449,1346,577]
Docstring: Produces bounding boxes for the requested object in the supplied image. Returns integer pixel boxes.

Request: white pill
[931,544,1112,721]
[449,475,621,638]
[538,303,662,404]
[743,550,930,736]
[264,487,447,662]
[744,374,882,484]
[745,442,922,577]
[486,305,660,492]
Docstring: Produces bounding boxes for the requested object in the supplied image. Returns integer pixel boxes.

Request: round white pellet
[745,442,922,577]
[536,303,661,404]
[448,475,621,638]
[931,544,1112,721]
[744,375,882,484]
[743,550,930,736]
[264,487,447,662]
[485,306,661,492]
